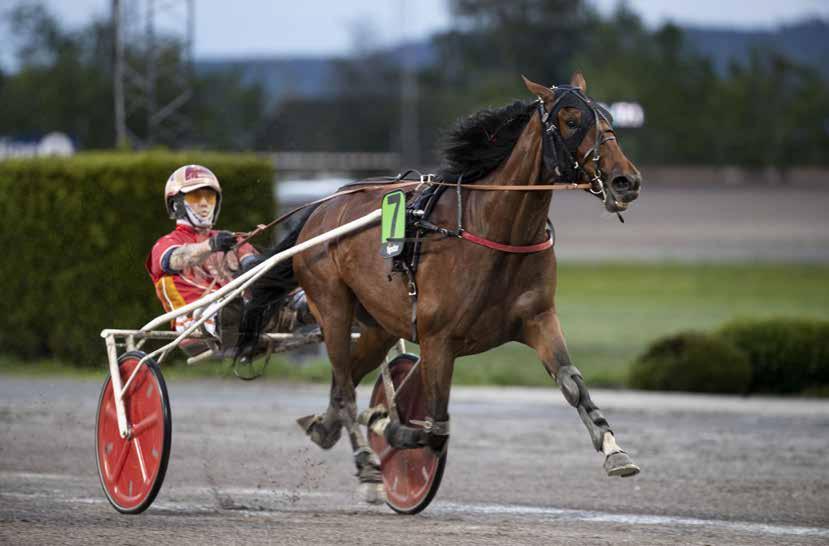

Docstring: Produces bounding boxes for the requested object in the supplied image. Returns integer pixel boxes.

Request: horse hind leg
[295,295,350,450]
[297,286,391,503]
[343,324,399,503]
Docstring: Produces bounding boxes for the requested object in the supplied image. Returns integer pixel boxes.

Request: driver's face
[184,188,217,220]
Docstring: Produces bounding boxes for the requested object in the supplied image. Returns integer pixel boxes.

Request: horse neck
[464,112,553,245]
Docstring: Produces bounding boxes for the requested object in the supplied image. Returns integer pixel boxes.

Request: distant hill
[197,56,342,106]
[195,19,828,106]
[195,42,435,107]
[683,19,829,77]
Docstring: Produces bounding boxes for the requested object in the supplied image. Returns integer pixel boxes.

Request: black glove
[209,231,236,252]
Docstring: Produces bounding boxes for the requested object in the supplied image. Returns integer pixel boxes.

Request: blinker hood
[539,85,615,184]
[549,85,613,154]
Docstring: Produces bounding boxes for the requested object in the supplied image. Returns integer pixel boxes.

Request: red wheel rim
[96,355,169,512]
[368,355,445,513]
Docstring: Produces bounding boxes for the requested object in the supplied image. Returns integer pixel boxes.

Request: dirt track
[1,376,828,545]
[550,181,829,262]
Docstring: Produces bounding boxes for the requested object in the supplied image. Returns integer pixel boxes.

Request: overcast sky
[2,0,828,61]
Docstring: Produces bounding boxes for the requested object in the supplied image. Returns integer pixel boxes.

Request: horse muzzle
[610,173,641,203]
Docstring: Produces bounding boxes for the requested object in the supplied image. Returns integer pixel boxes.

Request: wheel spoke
[125,369,147,397]
[130,412,159,438]
[133,437,148,483]
[109,440,131,483]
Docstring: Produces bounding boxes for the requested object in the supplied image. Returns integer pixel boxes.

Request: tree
[0,2,266,150]
[0,4,115,148]
[445,0,595,83]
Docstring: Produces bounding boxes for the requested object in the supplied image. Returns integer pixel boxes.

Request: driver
[145,165,257,353]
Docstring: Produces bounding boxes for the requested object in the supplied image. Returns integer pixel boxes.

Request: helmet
[164,165,223,228]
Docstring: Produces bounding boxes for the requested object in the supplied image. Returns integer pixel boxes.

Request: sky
[2,0,828,62]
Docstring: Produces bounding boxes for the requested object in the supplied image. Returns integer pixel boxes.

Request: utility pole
[112,0,127,148]
[112,0,195,149]
[399,0,420,166]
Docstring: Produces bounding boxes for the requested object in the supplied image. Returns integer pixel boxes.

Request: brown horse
[240,73,642,502]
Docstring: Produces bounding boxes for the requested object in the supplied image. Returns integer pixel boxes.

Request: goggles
[183,188,217,207]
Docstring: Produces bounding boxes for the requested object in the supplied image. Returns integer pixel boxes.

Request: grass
[469,262,829,387]
[2,263,828,388]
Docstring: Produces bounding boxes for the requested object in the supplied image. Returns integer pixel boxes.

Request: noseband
[538,86,617,203]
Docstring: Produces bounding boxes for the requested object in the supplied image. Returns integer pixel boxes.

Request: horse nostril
[611,176,632,193]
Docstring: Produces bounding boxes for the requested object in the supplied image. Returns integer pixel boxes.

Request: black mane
[437,100,536,183]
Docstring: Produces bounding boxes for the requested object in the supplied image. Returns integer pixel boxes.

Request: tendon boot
[556,364,640,478]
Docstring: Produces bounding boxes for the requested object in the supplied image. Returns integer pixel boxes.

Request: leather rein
[233,177,590,251]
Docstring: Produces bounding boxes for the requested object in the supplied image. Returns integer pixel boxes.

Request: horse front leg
[523,309,640,477]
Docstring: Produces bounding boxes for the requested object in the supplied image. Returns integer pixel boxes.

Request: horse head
[523,73,642,213]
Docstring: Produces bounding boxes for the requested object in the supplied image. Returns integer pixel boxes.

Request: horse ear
[570,71,587,93]
[522,75,554,102]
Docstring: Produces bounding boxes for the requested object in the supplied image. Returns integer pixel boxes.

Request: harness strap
[401,262,418,342]
[461,230,554,254]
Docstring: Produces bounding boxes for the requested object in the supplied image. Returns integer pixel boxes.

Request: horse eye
[566,120,578,129]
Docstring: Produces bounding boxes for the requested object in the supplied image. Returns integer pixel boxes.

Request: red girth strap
[460,230,553,253]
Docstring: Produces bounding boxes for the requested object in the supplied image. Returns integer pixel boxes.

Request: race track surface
[550,182,829,262]
[1,376,828,545]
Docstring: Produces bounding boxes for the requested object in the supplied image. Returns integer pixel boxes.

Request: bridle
[537,85,619,213]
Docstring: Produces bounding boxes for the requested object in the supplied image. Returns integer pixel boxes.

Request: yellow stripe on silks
[156,276,187,329]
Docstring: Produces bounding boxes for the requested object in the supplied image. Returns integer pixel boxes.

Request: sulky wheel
[95,351,172,514]
[367,353,447,515]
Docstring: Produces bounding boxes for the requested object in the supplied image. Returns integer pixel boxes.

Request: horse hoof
[604,451,640,478]
[296,414,341,450]
[358,481,386,505]
[296,414,319,433]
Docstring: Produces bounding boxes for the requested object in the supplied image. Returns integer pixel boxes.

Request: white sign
[602,102,645,128]
[0,132,75,159]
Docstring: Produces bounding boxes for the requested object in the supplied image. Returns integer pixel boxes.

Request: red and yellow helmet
[164,165,223,227]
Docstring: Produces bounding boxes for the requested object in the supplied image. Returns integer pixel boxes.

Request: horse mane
[437,100,536,183]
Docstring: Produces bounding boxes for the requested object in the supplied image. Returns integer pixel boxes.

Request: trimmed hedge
[630,319,829,394]
[718,318,829,394]
[0,152,274,365]
[628,331,752,394]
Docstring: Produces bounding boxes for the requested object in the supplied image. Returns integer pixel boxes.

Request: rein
[232,178,589,249]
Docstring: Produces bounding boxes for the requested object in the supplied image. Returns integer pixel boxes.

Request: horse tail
[235,204,320,358]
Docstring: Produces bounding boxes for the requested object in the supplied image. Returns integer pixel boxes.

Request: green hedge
[718,318,829,394]
[0,152,274,365]
[628,331,752,394]
[629,319,829,395]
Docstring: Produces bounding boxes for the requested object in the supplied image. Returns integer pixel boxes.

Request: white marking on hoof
[359,482,386,505]
[601,432,622,456]
[369,416,390,436]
